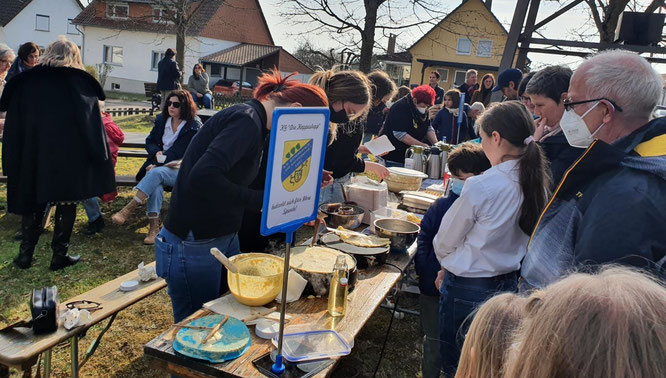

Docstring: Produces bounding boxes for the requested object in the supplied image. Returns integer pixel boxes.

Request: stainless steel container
[319,203,365,229]
[373,218,420,250]
[427,147,442,179]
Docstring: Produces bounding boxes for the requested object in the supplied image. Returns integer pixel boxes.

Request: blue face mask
[449,178,465,196]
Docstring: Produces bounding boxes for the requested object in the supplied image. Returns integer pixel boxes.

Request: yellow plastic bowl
[227,253,284,306]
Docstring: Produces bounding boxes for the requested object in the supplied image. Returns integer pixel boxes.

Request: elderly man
[521,50,666,291]
[456,69,478,104]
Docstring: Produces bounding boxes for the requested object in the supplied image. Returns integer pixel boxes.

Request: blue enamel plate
[173,314,251,363]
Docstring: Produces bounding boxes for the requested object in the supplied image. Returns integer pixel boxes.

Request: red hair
[412,85,436,106]
[254,68,328,107]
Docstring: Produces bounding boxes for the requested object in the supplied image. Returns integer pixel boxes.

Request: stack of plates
[400,191,439,211]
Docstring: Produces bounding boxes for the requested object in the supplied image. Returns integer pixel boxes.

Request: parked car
[212,79,254,97]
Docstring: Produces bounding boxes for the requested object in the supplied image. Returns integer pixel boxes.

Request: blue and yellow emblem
[281,139,313,192]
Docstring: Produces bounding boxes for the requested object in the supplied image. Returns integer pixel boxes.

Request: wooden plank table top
[144,246,415,377]
[0,262,166,368]
[120,132,148,149]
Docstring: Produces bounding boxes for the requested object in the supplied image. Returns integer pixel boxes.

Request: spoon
[210,248,239,274]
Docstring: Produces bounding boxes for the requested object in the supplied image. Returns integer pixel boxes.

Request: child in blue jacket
[415,143,491,378]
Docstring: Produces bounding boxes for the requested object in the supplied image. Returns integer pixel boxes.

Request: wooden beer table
[144,244,416,377]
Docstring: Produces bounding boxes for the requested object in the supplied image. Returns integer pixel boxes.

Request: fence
[106,95,250,117]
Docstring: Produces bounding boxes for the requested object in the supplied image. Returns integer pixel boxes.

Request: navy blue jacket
[156,57,180,91]
[432,108,472,144]
[136,114,201,180]
[539,132,585,188]
[416,193,459,296]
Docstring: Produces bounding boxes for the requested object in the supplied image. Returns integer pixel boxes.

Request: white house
[73,0,313,94]
[0,0,84,53]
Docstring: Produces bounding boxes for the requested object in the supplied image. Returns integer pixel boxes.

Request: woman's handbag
[30,286,59,334]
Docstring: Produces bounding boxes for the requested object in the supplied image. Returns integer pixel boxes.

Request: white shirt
[433,159,528,277]
[162,117,186,152]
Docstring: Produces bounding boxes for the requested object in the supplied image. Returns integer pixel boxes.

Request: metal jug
[405,145,428,173]
[436,142,450,178]
[427,147,442,179]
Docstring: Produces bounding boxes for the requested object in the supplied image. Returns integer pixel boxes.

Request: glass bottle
[327,255,349,317]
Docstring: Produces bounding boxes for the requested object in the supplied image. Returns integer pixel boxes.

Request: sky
[258,0,665,72]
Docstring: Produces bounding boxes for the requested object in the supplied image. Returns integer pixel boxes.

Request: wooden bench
[0,263,166,378]
[143,83,161,116]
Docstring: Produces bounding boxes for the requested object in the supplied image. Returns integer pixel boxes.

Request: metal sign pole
[271,231,294,374]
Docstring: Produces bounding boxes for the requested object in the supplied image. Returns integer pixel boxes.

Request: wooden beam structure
[491,0,531,102]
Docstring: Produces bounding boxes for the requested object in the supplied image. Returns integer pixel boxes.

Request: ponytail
[253,67,328,108]
[478,101,552,234]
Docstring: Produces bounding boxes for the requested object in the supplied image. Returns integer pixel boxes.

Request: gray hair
[576,50,662,119]
[0,43,15,61]
[470,101,485,113]
[466,69,478,80]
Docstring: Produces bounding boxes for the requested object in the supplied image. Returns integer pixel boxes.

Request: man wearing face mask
[382,85,439,165]
[520,50,666,291]
[415,144,490,378]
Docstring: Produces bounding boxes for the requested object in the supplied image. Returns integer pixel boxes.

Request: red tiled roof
[201,43,280,66]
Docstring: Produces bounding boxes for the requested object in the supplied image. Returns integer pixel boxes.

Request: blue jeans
[319,173,351,205]
[190,90,212,109]
[136,166,178,216]
[438,270,517,376]
[82,197,101,222]
[155,227,240,322]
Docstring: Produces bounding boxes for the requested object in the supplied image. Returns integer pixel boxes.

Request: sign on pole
[260,107,330,236]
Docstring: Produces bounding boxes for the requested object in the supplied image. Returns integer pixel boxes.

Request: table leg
[0,364,7,378]
[71,335,79,378]
[43,349,52,377]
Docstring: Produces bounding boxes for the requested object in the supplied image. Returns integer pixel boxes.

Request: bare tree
[293,40,362,70]
[279,0,447,73]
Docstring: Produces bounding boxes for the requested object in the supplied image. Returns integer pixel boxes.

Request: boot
[13,211,44,269]
[50,204,80,271]
[143,216,160,245]
[111,197,141,225]
[84,216,105,235]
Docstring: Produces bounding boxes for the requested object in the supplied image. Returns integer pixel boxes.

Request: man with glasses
[520,50,666,291]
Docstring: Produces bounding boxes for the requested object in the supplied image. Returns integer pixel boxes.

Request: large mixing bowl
[319,203,365,229]
[227,253,284,306]
[374,218,420,250]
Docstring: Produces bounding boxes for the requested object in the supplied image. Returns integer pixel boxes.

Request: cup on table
[156,154,166,164]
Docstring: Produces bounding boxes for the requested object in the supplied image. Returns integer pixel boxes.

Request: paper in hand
[364,135,395,156]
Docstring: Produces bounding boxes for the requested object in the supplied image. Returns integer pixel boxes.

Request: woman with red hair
[382,85,438,165]
[156,69,328,322]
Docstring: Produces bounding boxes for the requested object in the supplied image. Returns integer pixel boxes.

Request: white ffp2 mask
[559,101,606,148]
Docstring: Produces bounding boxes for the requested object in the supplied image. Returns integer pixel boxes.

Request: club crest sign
[281,139,312,192]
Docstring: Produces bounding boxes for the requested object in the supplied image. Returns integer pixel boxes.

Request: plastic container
[227,253,284,306]
[274,329,351,362]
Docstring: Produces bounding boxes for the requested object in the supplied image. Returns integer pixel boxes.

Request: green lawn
[104,91,148,103]
[0,115,423,377]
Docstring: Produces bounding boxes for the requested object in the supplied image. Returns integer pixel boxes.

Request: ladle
[210,248,239,274]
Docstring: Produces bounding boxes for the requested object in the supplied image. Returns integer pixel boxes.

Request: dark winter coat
[0,65,115,214]
[5,59,30,82]
[365,102,387,135]
[432,107,471,144]
[136,113,201,180]
[538,132,585,187]
[382,95,432,164]
[156,57,180,91]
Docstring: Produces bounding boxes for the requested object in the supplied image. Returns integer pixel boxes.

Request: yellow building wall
[408,0,510,86]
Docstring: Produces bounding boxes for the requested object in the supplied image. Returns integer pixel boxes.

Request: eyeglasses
[166,100,181,108]
[563,97,623,112]
[520,96,532,103]
[66,300,103,313]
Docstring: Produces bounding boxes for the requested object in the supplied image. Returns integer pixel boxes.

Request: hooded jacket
[521,117,666,290]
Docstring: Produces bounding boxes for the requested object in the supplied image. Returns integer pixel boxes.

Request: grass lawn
[104,91,148,103]
[0,115,424,377]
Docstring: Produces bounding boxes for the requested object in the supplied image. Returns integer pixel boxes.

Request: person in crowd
[433,101,551,376]
[468,102,485,125]
[156,69,328,322]
[457,69,478,105]
[82,101,125,235]
[432,89,472,144]
[524,65,584,186]
[317,70,392,204]
[5,42,39,82]
[518,71,536,116]
[0,44,15,134]
[492,68,522,101]
[505,267,666,378]
[470,73,494,107]
[112,90,201,245]
[416,144,491,378]
[156,48,180,110]
[521,50,666,291]
[455,293,526,378]
[382,85,438,165]
[362,70,396,142]
[389,85,411,106]
[187,63,213,109]
[428,71,445,105]
[0,36,114,271]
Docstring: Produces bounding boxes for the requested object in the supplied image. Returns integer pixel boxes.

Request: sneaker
[84,216,105,235]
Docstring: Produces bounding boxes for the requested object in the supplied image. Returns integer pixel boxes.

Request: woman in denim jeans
[432,102,551,376]
[155,69,329,322]
[112,90,201,244]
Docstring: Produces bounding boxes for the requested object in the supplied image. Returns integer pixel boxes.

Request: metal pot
[319,203,365,230]
[373,218,420,251]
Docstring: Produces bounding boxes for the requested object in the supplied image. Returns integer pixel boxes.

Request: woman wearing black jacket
[112,90,201,244]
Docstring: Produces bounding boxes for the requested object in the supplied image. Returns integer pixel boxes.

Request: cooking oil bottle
[328,255,349,317]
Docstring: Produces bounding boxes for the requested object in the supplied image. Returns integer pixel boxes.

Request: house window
[106,3,129,19]
[454,70,467,86]
[103,45,123,65]
[437,69,449,82]
[67,19,79,35]
[476,40,492,58]
[151,51,165,70]
[152,7,172,23]
[35,15,50,31]
[210,64,222,76]
[456,38,472,56]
